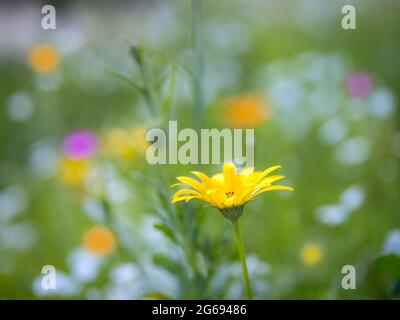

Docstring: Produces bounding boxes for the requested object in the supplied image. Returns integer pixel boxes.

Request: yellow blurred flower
[83,226,116,256]
[28,44,59,73]
[225,93,270,128]
[101,128,136,160]
[101,126,148,161]
[58,157,92,186]
[129,125,148,156]
[300,244,322,266]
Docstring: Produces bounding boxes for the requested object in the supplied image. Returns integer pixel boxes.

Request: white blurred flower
[383,230,400,256]
[279,111,311,141]
[145,263,180,297]
[35,71,63,91]
[106,263,144,300]
[368,89,395,119]
[246,255,270,277]
[346,99,367,120]
[144,5,182,47]
[100,165,130,204]
[212,254,269,299]
[268,77,305,111]
[138,217,178,258]
[205,20,249,54]
[319,118,348,145]
[0,222,36,251]
[68,248,104,283]
[335,137,371,165]
[339,185,365,211]
[86,287,102,300]
[33,271,81,297]
[6,91,34,122]
[52,23,85,54]
[82,198,106,222]
[106,283,144,300]
[293,0,336,34]
[308,89,340,120]
[315,204,349,225]
[0,186,29,222]
[28,138,59,178]
[204,58,241,104]
[316,185,365,226]
[109,263,140,285]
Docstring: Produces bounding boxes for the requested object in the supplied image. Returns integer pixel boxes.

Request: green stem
[191,0,204,131]
[130,46,159,119]
[231,219,253,300]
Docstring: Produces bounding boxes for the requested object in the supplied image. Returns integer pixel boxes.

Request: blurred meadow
[0,0,400,299]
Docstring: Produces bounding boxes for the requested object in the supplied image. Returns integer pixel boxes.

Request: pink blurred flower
[346,72,373,98]
[62,130,98,159]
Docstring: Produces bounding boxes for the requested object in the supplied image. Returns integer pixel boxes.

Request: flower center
[226,191,235,197]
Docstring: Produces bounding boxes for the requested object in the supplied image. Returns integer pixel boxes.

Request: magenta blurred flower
[62,130,98,159]
[346,72,373,98]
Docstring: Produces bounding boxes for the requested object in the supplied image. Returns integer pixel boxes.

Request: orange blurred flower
[28,44,59,73]
[83,226,116,256]
[225,93,270,128]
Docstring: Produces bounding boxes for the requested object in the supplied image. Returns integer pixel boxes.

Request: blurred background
[0,0,400,299]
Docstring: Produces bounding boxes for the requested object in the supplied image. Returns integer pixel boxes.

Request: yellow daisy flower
[171,162,293,299]
[172,162,293,220]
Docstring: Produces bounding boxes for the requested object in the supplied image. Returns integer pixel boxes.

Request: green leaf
[144,292,172,300]
[154,223,176,242]
[375,254,400,277]
[390,279,400,297]
[105,68,144,93]
[162,64,177,120]
[153,253,182,274]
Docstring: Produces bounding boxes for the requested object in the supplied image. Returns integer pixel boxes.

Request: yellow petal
[172,195,200,203]
[170,182,185,188]
[211,173,224,184]
[255,175,285,189]
[173,189,201,198]
[206,189,227,207]
[176,176,204,192]
[190,171,215,188]
[223,162,238,192]
[254,165,282,184]
[234,184,254,205]
[247,185,294,201]
[239,167,254,176]
[223,197,235,208]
